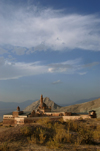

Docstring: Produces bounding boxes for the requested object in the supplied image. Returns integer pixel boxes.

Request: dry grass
[0,118,100,150]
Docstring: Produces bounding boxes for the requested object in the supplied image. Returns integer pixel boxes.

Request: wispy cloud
[79,72,87,75]
[48,59,82,74]
[0,2,100,55]
[83,62,99,68]
[0,57,99,80]
[0,57,48,80]
[52,80,62,84]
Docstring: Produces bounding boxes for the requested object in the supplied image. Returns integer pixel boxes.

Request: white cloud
[52,80,62,84]
[48,59,100,75]
[0,2,100,55]
[0,57,48,80]
[0,57,99,80]
[48,59,82,74]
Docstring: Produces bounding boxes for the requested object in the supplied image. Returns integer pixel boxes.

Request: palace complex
[3,95,97,126]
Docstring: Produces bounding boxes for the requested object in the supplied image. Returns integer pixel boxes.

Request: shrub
[39,128,47,144]
[30,127,49,144]
[20,126,32,136]
[58,117,64,124]
[65,120,79,132]
[78,125,94,144]
[46,137,62,148]
[37,117,50,126]
[93,125,100,141]
[0,142,9,151]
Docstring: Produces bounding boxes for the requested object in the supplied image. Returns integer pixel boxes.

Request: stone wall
[3,119,15,126]
[44,112,65,116]
[24,117,39,123]
[24,116,62,123]
[15,117,24,125]
[63,115,91,121]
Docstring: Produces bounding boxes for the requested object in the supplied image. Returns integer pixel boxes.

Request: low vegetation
[0,118,100,150]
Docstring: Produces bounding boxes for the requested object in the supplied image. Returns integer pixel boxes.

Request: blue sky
[0,0,100,104]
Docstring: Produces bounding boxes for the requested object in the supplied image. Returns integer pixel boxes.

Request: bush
[78,126,94,144]
[20,126,32,136]
[28,127,49,144]
[93,125,100,141]
[0,142,9,151]
[37,117,50,126]
[54,128,72,143]
[65,120,79,132]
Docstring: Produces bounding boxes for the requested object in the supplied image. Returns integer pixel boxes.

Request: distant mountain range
[0,99,37,110]
[58,96,100,106]
[0,99,37,119]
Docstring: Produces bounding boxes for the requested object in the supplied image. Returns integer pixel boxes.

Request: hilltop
[24,97,61,111]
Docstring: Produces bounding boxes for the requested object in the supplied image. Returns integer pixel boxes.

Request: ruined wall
[44,112,65,116]
[63,115,91,121]
[49,116,62,121]
[3,119,15,126]
[24,117,39,123]
[25,116,62,123]
[14,117,24,125]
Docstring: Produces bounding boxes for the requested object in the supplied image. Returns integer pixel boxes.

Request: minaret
[17,106,20,111]
[40,94,43,108]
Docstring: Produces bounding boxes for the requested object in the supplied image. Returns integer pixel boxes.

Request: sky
[0,0,100,104]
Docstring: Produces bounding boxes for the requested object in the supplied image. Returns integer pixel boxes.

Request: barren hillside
[54,98,100,117]
[24,97,61,111]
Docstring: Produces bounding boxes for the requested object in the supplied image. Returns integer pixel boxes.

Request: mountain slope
[24,97,61,111]
[54,98,100,117]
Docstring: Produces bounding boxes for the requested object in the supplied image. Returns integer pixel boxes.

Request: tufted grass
[0,118,100,150]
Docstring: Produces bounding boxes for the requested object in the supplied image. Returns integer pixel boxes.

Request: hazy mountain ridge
[55,98,100,117]
[0,100,37,110]
[24,97,61,111]
[0,99,37,121]
[58,96,100,107]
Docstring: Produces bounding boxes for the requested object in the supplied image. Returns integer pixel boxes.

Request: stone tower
[40,94,43,107]
[17,106,20,111]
